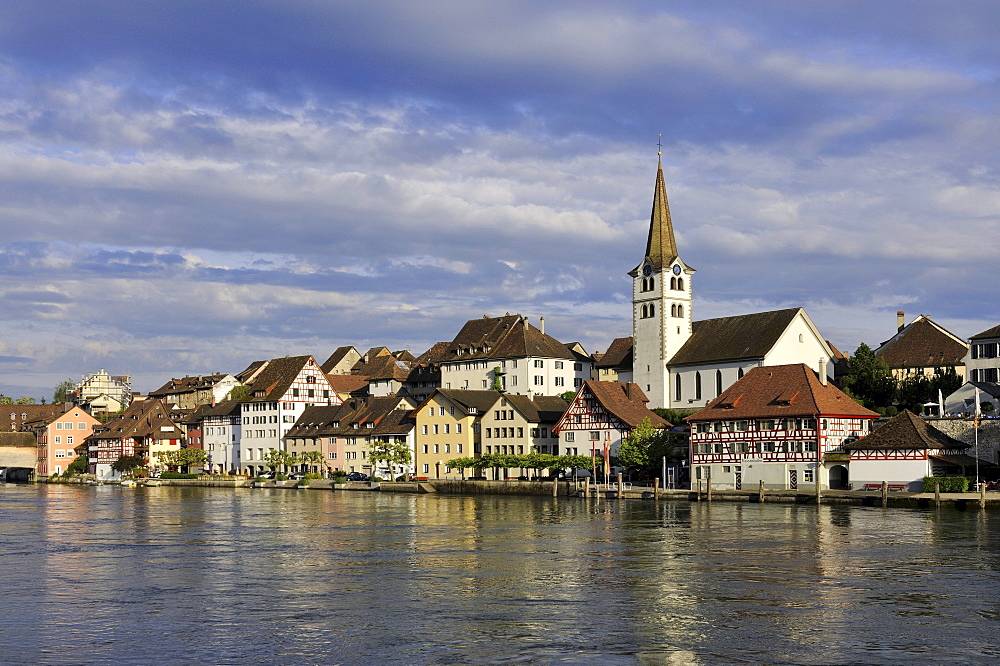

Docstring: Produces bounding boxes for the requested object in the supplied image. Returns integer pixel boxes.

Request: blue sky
[0,1,997,399]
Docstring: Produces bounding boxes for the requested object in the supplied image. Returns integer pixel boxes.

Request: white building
[201,400,242,474]
[630,158,834,409]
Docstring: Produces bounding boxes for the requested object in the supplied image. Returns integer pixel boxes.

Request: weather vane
[657,133,662,157]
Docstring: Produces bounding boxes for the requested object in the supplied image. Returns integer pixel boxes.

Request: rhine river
[1,485,999,665]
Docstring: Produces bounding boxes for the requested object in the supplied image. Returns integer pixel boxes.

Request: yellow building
[412,389,498,478]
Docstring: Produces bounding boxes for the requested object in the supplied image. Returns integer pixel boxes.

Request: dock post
[881,480,888,508]
[616,473,623,499]
[934,481,941,509]
[758,479,765,503]
[980,482,987,509]
[707,472,713,502]
[815,475,821,505]
[654,477,660,501]
[552,478,558,497]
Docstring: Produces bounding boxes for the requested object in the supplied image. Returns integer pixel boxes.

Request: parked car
[289,472,306,480]
[345,472,369,482]
[258,471,275,479]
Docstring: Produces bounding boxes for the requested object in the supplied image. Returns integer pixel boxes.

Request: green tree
[843,343,896,409]
[67,454,89,475]
[156,448,208,471]
[14,396,36,404]
[226,385,251,401]
[559,391,576,404]
[0,396,11,405]
[53,379,76,404]
[617,418,676,479]
[111,454,146,477]
[298,450,326,475]
[368,439,411,480]
[263,448,294,472]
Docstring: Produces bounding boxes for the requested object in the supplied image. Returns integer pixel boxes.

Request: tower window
[677,304,684,317]
[677,278,684,290]
[695,372,702,401]
[670,277,677,290]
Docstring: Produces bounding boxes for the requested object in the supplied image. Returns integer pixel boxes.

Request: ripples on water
[0,484,998,665]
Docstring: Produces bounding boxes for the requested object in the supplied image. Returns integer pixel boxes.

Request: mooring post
[980,482,987,509]
[552,478,558,497]
[616,472,623,499]
[934,481,941,508]
[707,472,713,502]
[758,479,765,503]
[815,475,821,505]
[654,477,660,501]
[881,480,888,508]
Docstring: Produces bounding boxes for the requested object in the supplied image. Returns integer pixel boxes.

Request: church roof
[668,307,804,366]
[844,411,968,451]
[686,364,879,422]
[875,315,968,369]
[638,159,678,271]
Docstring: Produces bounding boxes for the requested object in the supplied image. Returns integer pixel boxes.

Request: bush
[276,473,288,481]
[160,471,200,479]
[298,478,310,487]
[331,474,347,483]
[370,476,383,482]
[304,473,322,480]
[922,476,969,493]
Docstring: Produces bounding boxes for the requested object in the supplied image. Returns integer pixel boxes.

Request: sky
[0,1,998,399]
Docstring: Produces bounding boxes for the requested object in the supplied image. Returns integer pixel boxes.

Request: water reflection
[1,485,999,664]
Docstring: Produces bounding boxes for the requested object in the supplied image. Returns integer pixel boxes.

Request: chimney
[819,358,828,385]
[897,311,905,332]
[540,316,545,335]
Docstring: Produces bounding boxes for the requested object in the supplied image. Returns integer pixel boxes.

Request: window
[433,424,439,435]
[534,376,544,386]
[695,372,702,400]
[534,360,544,368]
[444,444,450,453]
[292,388,299,397]
[555,377,565,387]
[590,431,600,441]
[675,374,681,401]
[55,450,65,458]
[803,469,814,482]
[517,427,523,438]
[422,425,428,435]
[444,424,450,434]
[433,444,439,454]
[456,444,462,453]
[429,407,435,416]
[716,370,723,397]
[456,423,462,434]
[67,436,73,445]
[714,443,723,454]
[574,362,582,371]
[54,436,61,444]
[422,445,428,454]
[482,380,488,388]
[422,464,429,474]
[565,432,575,442]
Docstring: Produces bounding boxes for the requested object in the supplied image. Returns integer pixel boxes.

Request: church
[629,157,834,410]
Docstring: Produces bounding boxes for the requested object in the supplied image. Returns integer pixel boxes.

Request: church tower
[629,156,694,409]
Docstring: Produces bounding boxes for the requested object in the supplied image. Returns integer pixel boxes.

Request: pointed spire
[643,156,678,269]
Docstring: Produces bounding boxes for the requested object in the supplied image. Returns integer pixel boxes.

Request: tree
[14,397,35,404]
[368,439,411,480]
[559,391,576,404]
[298,450,325,475]
[67,454,89,475]
[842,343,896,410]
[111,454,146,477]
[53,379,76,404]
[617,418,676,479]
[156,448,208,471]
[263,448,294,472]
[227,385,251,401]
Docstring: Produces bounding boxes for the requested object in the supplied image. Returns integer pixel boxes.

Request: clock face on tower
[672,264,682,275]
[642,264,652,276]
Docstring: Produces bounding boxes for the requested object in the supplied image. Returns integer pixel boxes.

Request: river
[0,484,998,664]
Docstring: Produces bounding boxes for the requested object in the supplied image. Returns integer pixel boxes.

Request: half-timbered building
[553,381,669,464]
[686,364,879,491]
[843,411,976,491]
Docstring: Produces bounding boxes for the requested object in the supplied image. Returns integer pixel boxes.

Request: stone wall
[929,417,1000,465]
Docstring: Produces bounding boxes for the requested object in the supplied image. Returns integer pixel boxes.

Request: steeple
[643,157,678,269]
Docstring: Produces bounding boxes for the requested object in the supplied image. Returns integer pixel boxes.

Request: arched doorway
[829,465,849,490]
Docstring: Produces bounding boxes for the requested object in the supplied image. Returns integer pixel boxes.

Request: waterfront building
[435,314,592,397]
[946,323,1000,416]
[686,364,879,491]
[844,411,976,491]
[84,398,184,479]
[479,393,567,463]
[200,400,242,474]
[320,345,363,375]
[412,389,499,478]
[4,403,63,433]
[284,396,416,478]
[874,311,968,381]
[26,405,100,476]
[629,159,834,409]
[553,380,669,462]
[236,355,342,477]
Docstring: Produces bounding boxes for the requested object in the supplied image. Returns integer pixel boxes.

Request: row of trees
[843,343,964,415]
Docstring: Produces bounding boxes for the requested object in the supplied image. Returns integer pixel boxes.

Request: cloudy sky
[1,1,998,399]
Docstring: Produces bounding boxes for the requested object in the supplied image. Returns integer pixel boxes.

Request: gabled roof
[438,314,576,362]
[244,355,315,401]
[235,360,268,383]
[86,398,183,442]
[326,374,369,394]
[971,324,1000,341]
[668,307,813,366]
[148,374,229,397]
[0,432,36,447]
[416,342,450,364]
[875,315,968,369]
[200,400,243,418]
[284,396,413,439]
[686,364,879,422]
[320,346,360,374]
[595,337,633,370]
[363,354,411,382]
[491,394,568,424]
[844,411,969,451]
[563,381,670,430]
[426,389,502,415]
